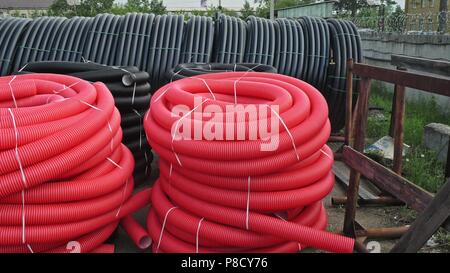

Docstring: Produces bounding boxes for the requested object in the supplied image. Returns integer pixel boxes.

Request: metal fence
[340,12,449,33]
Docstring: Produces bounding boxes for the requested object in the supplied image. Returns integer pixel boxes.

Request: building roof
[0,0,55,9]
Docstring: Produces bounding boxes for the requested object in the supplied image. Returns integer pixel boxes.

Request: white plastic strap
[115,178,129,217]
[107,121,114,151]
[266,105,300,161]
[131,82,137,105]
[195,217,205,253]
[246,176,251,230]
[156,206,178,253]
[53,81,80,94]
[153,86,172,103]
[192,78,216,100]
[8,76,17,108]
[320,148,333,160]
[21,190,26,243]
[106,157,122,169]
[144,151,149,176]
[171,98,209,167]
[231,64,263,105]
[18,63,28,72]
[274,213,302,251]
[233,80,238,105]
[79,100,102,111]
[8,109,27,188]
[21,190,34,253]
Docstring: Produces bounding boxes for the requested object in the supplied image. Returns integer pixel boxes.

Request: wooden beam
[392,78,406,174]
[391,179,450,253]
[343,78,371,237]
[352,63,450,97]
[345,59,354,146]
[343,146,450,232]
[391,55,450,77]
[343,146,433,212]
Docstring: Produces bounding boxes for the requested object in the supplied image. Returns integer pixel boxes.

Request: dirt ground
[112,150,449,253]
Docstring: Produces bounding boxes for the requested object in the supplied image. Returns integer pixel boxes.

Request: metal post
[438,0,448,33]
[270,0,275,20]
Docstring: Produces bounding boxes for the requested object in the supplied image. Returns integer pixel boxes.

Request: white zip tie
[26,244,34,253]
[139,121,143,149]
[169,163,173,177]
[153,86,172,103]
[20,190,34,253]
[107,121,113,151]
[266,105,300,161]
[107,157,123,169]
[144,150,149,164]
[115,178,129,217]
[233,63,237,72]
[8,76,17,108]
[156,206,178,253]
[195,218,205,253]
[8,109,27,188]
[132,109,142,117]
[131,107,143,149]
[171,98,209,167]
[320,149,333,160]
[18,63,28,72]
[233,80,238,105]
[21,190,26,243]
[79,100,102,111]
[274,213,302,251]
[52,81,80,94]
[193,78,216,100]
[231,64,263,105]
[245,176,251,230]
[171,69,184,82]
[131,82,137,105]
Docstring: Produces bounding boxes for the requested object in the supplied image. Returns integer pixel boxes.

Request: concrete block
[423,123,450,162]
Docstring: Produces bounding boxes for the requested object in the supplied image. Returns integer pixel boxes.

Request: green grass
[366,82,448,193]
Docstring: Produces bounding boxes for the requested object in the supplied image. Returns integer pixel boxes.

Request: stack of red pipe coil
[144,72,355,253]
[0,74,150,253]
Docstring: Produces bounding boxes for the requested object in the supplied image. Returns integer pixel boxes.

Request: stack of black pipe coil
[12,16,66,72]
[326,19,362,133]
[212,14,247,64]
[49,16,93,62]
[274,18,305,78]
[180,16,214,64]
[114,13,156,71]
[298,17,330,92]
[244,16,277,66]
[82,14,123,65]
[147,14,185,91]
[0,17,31,76]
[166,63,277,82]
[18,61,154,185]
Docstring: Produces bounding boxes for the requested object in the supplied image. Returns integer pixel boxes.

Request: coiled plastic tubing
[144,72,355,253]
[0,73,151,253]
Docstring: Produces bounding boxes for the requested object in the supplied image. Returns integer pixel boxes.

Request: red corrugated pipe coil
[0,73,150,253]
[144,72,355,253]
